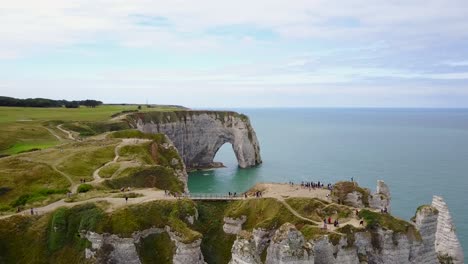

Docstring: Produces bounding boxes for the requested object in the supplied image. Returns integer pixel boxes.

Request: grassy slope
[56,144,116,182]
[225,198,307,230]
[0,158,70,210]
[285,197,353,222]
[99,163,120,178]
[0,105,183,155]
[193,201,236,264]
[105,130,186,193]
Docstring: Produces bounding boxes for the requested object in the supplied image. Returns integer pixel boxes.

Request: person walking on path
[30,208,34,215]
[125,196,128,204]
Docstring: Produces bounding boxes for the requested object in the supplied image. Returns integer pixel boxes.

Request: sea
[188,108,468,255]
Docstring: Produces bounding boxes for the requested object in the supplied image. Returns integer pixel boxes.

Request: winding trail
[46,127,64,142]
[0,189,173,220]
[57,124,76,141]
[52,165,77,193]
[91,138,152,183]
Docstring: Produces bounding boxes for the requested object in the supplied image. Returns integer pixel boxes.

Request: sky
[1,0,468,108]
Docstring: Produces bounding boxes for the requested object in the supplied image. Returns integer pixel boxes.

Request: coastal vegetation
[0,104,184,155]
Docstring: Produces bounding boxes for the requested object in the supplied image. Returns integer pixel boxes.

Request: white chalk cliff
[432,195,464,264]
[128,111,262,169]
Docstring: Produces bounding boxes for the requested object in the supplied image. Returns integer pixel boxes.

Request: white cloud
[441,60,468,67]
[1,0,468,58]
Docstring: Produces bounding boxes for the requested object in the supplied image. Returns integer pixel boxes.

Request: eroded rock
[266,223,314,264]
[432,195,464,264]
[130,111,262,169]
[224,216,247,235]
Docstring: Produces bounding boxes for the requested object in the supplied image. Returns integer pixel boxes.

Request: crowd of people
[288,181,334,191]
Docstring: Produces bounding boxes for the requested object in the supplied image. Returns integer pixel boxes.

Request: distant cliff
[127,111,262,169]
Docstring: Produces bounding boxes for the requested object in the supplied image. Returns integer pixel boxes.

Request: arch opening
[213,142,238,168]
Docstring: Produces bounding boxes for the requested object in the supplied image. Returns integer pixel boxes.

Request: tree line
[0,96,103,108]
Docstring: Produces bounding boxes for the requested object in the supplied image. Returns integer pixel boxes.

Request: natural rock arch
[128,111,262,169]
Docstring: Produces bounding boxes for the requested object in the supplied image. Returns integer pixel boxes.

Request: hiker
[351,177,354,182]
[328,217,332,224]
[360,220,364,226]
[384,207,388,214]
[125,196,128,203]
[244,193,247,198]
[355,209,359,216]
[30,208,34,215]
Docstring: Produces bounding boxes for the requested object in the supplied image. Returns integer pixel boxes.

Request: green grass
[127,110,248,125]
[111,130,184,170]
[0,215,50,263]
[47,203,106,260]
[137,232,175,264]
[299,224,329,241]
[99,163,120,178]
[61,121,130,137]
[359,209,421,244]
[119,143,155,165]
[56,144,116,182]
[109,129,165,141]
[193,201,236,264]
[0,123,60,155]
[0,105,182,124]
[225,198,306,230]
[0,158,70,210]
[102,199,200,243]
[105,166,185,193]
[77,184,93,193]
[332,181,370,207]
[285,197,353,221]
[0,105,184,155]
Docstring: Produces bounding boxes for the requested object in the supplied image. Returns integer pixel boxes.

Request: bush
[77,184,93,193]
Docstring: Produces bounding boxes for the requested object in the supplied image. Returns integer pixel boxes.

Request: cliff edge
[127,111,262,169]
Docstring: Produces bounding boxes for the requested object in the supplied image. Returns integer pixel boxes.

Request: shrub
[77,184,93,193]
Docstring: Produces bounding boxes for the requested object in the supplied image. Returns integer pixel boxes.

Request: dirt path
[0,189,174,220]
[46,127,64,142]
[91,138,152,183]
[52,165,77,193]
[57,124,76,141]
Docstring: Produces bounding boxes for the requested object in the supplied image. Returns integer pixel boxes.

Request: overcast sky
[1,0,468,107]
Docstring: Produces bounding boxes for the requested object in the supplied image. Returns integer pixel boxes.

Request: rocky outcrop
[253,228,275,255]
[84,229,161,264]
[432,196,464,264]
[345,191,365,208]
[413,205,439,264]
[129,111,262,169]
[229,231,262,264]
[224,216,247,235]
[166,227,206,264]
[84,226,205,264]
[163,135,189,193]
[265,223,314,264]
[369,180,391,212]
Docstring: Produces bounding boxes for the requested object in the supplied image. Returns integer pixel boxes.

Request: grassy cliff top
[128,110,249,124]
[331,181,370,207]
[0,104,185,155]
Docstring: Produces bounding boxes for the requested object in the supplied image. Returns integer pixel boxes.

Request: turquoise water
[188,108,468,254]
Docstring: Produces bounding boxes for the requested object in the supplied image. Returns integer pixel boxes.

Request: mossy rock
[331,181,370,207]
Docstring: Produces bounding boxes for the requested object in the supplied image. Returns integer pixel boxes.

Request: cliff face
[432,196,464,264]
[128,111,262,169]
[414,205,439,263]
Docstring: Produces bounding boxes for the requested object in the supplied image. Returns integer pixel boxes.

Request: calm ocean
[188,108,468,254]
